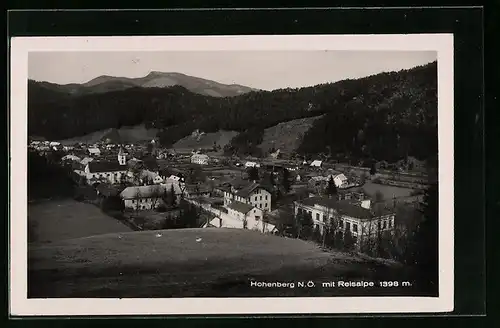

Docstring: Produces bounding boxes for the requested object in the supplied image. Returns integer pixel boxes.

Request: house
[88,147,101,157]
[120,185,169,210]
[294,197,395,250]
[223,181,273,211]
[310,160,323,168]
[227,201,263,223]
[80,157,94,165]
[185,184,212,198]
[61,154,81,162]
[210,200,277,233]
[80,151,128,185]
[191,153,209,165]
[139,169,164,184]
[332,173,349,188]
[245,161,260,168]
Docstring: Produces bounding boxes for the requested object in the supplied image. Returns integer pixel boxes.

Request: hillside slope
[172,130,239,150]
[258,115,324,156]
[29,62,437,163]
[28,228,413,298]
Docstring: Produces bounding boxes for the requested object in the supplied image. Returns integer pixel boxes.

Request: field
[362,181,416,199]
[259,115,324,155]
[173,130,239,151]
[58,124,159,145]
[28,226,423,298]
[28,199,132,244]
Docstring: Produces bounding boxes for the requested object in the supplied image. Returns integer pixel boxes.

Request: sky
[29,51,437,91]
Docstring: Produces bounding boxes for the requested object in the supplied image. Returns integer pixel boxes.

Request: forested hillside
[28,61,437,163]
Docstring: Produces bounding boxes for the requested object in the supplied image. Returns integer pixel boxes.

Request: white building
[245,161,260,168]
[310,160,322,167]
[77,151,128,185]
[191,153,209,165]
[223,182,273,211]
[88,147,101,157]
[207,201,277,233]
[294,197,395,250]
[120,185,167,210]
[61,154,81,162]
[332,173,349,188]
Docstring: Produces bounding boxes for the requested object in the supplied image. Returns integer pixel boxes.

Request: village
[28,136,430,256]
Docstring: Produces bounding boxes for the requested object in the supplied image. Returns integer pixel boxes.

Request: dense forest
[28,61,437,163]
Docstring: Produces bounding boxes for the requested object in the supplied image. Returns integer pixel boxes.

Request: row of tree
[29,62,438,163]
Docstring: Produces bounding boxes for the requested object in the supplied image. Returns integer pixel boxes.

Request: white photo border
[9,34,454,316]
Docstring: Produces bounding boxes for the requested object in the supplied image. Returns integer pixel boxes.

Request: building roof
[88,161,127,173]
[227,201,255,214]
[96,184,121,197]
[120,185,168,199]
[299,197,393,221]
[235,182,272,198]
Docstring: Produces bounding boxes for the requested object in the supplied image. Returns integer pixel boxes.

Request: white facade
[333,173,348,188]
[223,187,272,211]
[245,161,260,168]
[84,165,127,184]
[310,160,322,167]
[294,201,395,246]
[88,148,101,156]
[191,154,209,165]
[227,206,264,223]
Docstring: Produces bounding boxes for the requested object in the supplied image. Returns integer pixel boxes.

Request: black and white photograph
[10,34,454,315]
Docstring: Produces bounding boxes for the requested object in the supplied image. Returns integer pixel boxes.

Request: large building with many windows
[223,181,273,212]
[294,196,395,249]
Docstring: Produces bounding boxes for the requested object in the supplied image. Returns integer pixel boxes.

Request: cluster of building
[30,138,397,252]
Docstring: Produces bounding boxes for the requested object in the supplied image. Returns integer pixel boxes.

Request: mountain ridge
[30,71,259,98]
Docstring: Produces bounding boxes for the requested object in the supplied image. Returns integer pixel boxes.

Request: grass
[28,227,421,298]
[173,130,238,150]
[259,115,324,155]
[362,181,415,199]
[28,199,132,244]
[58,124,159,145]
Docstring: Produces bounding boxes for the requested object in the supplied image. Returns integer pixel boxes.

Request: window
[265,195,268,200]
[389,220,393,228]
[339,220,344,228]
[255,196,258,201]
[260,196,262,200]
[316,213,320,221]
[353,224,358,233]
[378,221,381,230]
[259,204,262,208]
[346,222,351,230]
[265,203,268,208]
[255,216,260,221]
[383,221,387,229]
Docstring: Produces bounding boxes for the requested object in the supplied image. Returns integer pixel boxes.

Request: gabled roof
[88,161,127,173]
[227,201,255,214]
[298,197,393,221]
[120,185,168,199]
[235,182,272,198]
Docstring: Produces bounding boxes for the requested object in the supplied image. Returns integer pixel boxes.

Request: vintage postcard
[10,34,454,316]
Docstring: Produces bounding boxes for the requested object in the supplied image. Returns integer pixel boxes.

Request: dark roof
[96,184,120,197]
[235,182,273,198]
[299,197,393,221]
[88,161,127,173]
[227,201,255,214]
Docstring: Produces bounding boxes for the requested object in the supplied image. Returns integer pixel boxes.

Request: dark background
[6,3,491,325]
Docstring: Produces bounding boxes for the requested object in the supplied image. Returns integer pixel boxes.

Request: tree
[370,162,377,175]
[296,211,314,240]
[312,225,322,243]
[169,184,177,206]
[281,168,291,193]
[410,182,439,292]
[325,176,338,198]
[374,190,385,202]
[149,185,164,209]
[247,166,259,181]
[133,188,142,214]
[343,229,356,251]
